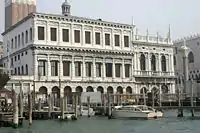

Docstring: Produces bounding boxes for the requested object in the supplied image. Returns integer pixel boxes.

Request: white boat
[66,104,95,116]
[79,106,95,116]
[111,105,163,119]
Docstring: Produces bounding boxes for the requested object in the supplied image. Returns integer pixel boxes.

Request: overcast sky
[1,0,200,41]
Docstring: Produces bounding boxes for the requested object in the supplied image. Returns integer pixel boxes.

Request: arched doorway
[86,86,94,92]
[107,86,113,94]
[116,86,123,94]
[64,86,72,104]
[97,86,104,94]
[52,86,60,107]
[126,86,133,99]
[38,86,48,102]
[116,86,123,104]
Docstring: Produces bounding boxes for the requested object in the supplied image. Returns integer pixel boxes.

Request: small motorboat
[111,105,163,119]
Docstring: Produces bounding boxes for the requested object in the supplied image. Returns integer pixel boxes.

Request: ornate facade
[0,1,175,99]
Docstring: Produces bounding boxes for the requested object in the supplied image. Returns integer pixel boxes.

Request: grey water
[0,110,199,133]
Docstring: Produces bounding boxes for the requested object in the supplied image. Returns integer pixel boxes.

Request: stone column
[59,55,63,78]
[166,55,169,72]
[111,29,114,49]
[102,28,105,48]
[70,24,73,45]
[46,21,50,43]
[181,42,189,93]
[131,57,134,79]
[47,55,51,77]
[171,54,174,76]
[93,57,96,79]
[112,59,115,79]
[71,55,75,79]
[102,58,106,80]
[158,54,161,75]
[82,56,86,79]
[120,29,124,49]
[33,53,38,79]
[122,58,125,79]
[148,53,151,74]
[92,26,95,46]
[58,23,61,44]
[81,24,85,46]
[134,53,137,75]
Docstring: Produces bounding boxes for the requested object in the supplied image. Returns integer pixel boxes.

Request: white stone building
[174,35,200,96]
[0,1,175,100]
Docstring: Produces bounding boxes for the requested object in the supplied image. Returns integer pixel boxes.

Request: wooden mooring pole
[108,93,112,119]
[19,85,23,118]
[12,90,19,128]
[177,81,183,117]
[28,92,33,126]
[87,96,91,118]
[48,94,52,119]
[190,81,195,117]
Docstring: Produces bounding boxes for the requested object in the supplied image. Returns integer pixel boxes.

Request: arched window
[174,56,176,66]
[161,55,166,72]
[140,53,146,71]
[26,64,28,75]
[151,54,156,71]
[21,66,24,75]
[188,52,194,63]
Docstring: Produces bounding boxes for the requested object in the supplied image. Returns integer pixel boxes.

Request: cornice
[31,45,134,56]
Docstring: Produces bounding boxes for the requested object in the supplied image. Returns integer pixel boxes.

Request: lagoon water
[0,110,199,133]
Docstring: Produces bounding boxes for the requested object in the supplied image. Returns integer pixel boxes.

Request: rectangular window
[63,61,70,76]
[75,62,82,76]
[38,26,45,40]
[95,32,101,45]
[125,64,130,78]
[85,31,91,44]
[105,33,110,46]
[115,34,120,46]
[30,28,33,41]
[38,60,46,76]
[96,63,102,77]
[115,64,121,77]
[124,36,129,47]
[51,61,58,76]
[51,28,57,41]
[62,29,69,42]
[106,63,112,77]
[74,30,80,43]
[18,35,20,47]
[25,30,28,43]
[86,62,92,77]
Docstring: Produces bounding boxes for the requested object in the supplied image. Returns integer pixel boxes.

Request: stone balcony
[134,71,175,78]
[134,35,172,45]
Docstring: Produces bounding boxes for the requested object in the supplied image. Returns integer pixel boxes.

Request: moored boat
[111,105,163,119]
